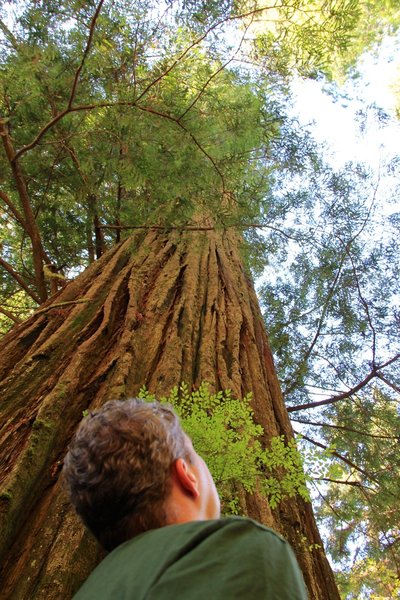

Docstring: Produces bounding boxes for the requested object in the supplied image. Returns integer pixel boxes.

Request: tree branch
[311,352,351,390]
[63,143,88,184]
[296,430,377,482]
[314,477,363,488]
[310,480,348,522]
[178,16,252,121]
[13,99,225,189]
[12,105,98,161]
[291,418,399,440]
[135,3,280,103]
[0,190,27,230]
[1,122,48,301]
[285,251,347,396]
[12,3,274,162]
[134,103,226,189]
[376,372,400,394]
[339,236,378,366]
[67,0,105,110]
[287,353,400,412]
[0,306,22,324]
[0,19,19,51]
[0,257,40,304]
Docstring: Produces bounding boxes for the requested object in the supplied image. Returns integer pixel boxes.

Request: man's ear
[173,458,199,498]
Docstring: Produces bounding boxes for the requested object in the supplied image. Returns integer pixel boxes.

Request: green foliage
[259,157,400,407]
[300,388,400,598]
[328,0,400,80]
[138,382,310,512]
[2,0,398,318]
[0,290,35,335]
[336,559,400,599]
[252,0,361,79]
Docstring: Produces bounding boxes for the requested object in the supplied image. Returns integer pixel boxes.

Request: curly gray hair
[62,398,189,551]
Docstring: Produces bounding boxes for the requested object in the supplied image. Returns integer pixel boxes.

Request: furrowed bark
[0,229,340,599]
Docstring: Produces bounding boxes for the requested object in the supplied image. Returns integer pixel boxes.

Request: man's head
[62,399,220,551]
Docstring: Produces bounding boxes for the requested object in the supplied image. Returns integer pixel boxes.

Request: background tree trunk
[0,229,340,599]
[0,123,48,303]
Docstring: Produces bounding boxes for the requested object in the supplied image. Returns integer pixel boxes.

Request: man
[63,398,308,599]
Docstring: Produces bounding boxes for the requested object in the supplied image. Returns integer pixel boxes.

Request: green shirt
[74,517,308,599]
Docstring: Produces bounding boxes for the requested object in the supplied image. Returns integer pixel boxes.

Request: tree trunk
[0,228,340,599]
[87,194,105,260]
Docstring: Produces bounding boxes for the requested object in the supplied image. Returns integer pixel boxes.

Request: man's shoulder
[166,516,290,549]
[134,515,287,540]
[215,515,289,540]
[88,517,291,579]
[74,517,307,600]
[116,515,265,541]
[115,516,290,559]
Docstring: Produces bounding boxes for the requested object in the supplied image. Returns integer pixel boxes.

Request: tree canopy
[1,0,399,597]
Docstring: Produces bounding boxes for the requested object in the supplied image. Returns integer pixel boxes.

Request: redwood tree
[0,226,339,598]
[1,1,399,598]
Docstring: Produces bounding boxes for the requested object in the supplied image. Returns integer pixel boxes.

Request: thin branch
[276,305,324,331]
[296,430,377,482]
[98,223,303,235]
[310,480,347,522]
[13,99,224,188]
[1,122,48,301]
[178,15,253,121]
[0,19,19,50]
[311,479,400,576]
[303,383,344,395]
[63,143,88,184]
[34,141,71,226]
[291,418,399,440]
[376,372,400,394]
[134,4,273,104]
[13,6,109,164]
[0,306,22,324]
[179,59,230,120]
[348,166,381,245]
[314,477,363,488]
[339,237,378,365]
[133,103,226,188]
[311,352,351,390]
[0,190,27,230]
[287,353,400,412]
[285,252,347,396]
[351,396,398,440]
[67,0,105,110]
[12,104,107,161]
[0,257,41,304]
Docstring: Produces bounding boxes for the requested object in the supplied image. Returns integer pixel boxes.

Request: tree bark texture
[0,229,340,599]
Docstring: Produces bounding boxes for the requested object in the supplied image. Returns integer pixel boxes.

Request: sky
[257,32,400,397]
[290,34,400,172]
